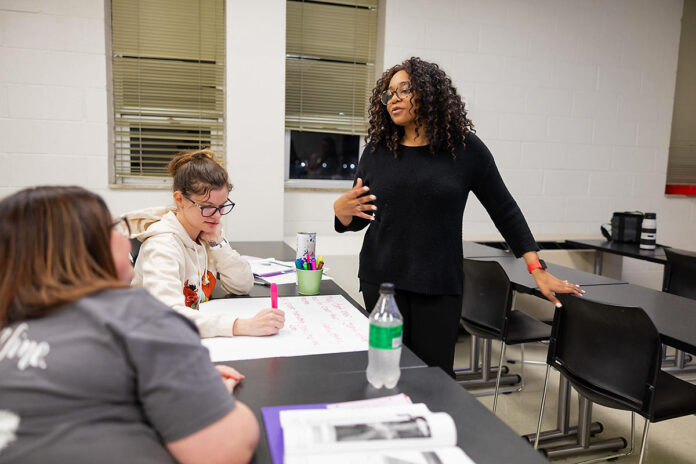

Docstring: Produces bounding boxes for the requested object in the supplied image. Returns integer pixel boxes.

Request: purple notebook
[261,403,327,464]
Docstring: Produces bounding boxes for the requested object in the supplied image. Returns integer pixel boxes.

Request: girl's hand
[233,309,285,336]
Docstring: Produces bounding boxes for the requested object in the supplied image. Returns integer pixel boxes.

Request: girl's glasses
[183,195,236,217]
[112,216,131,238]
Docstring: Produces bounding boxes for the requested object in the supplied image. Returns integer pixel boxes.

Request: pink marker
[270,283,278,309]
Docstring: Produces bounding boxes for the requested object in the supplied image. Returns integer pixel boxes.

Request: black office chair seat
[651,370,696,422]
[505,310,551,344]
[535,294,696,463]
[461,258,552,413]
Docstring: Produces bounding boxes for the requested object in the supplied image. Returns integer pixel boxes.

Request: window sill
[284,179,352,192]
[109,177,172,190]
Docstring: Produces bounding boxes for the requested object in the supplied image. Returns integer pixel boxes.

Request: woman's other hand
[233,309,285,336]
[333,178,377,227]
[215,365,244,393]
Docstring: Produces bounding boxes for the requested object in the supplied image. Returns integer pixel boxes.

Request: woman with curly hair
[334,57,582,376]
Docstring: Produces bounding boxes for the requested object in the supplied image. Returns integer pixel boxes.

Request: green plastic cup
[296,268,323,295]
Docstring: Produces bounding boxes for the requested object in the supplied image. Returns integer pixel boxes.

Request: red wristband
[527,259,546,274]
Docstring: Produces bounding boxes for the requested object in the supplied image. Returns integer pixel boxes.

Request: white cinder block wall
[0,0,286,241]
[0,0,172,217]
[285,0,696,289]
[0,0,694,287]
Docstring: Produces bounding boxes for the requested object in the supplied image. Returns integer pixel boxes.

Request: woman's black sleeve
[469,135,539,257]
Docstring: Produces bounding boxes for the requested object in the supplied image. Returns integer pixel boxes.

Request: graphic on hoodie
[184,270,216,310]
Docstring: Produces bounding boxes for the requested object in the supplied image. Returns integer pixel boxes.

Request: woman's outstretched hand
[333,178,377,227]
[531,269,585,307]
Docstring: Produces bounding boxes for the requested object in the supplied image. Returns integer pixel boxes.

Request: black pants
[361,280,462,378]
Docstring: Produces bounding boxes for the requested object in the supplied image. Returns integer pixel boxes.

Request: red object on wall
[665,185,696,196]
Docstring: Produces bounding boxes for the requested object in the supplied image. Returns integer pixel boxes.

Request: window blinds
[285,0,378,136]
[110,0,225,180]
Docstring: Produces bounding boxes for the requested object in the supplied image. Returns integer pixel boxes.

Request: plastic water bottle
[640,212,657,250]
[366,283,403,388]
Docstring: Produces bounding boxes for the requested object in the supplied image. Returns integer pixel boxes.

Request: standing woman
[334,57,582,376]
[0,186,258,463]
[129,149,284,338]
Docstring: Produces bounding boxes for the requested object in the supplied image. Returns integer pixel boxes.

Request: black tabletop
[565,238,668,264]
[472,256,625,295]
[229,240,298,262]
[462,240,513,258]
[234,366,548,464]
[580,284,696,354]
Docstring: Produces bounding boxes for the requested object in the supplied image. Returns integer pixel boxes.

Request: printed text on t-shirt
[0,323,50,370]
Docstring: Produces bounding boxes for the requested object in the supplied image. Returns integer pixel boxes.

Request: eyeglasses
[112,216,131,238]
[183,194,235,217]
[380,81,412,106]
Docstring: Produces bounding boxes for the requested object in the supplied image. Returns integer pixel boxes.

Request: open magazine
[279,403,474,464]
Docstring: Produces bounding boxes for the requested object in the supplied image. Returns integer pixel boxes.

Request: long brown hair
[168,149,233,198]
[0,186,127,327]
[367,57,474,158]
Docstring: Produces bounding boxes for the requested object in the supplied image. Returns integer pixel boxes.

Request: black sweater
[335,132,538,295]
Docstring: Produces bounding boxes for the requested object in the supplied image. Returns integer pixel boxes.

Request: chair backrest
[129,238,142,265]
[460,258,513,340]
[550,294,661,417]
[663,248,696,300]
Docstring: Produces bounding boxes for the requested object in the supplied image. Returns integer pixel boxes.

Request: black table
[463,240,513,258]
[565,238,668,273]
[471,256,625,295]
[231,241,298,262]
[231,366,548,464]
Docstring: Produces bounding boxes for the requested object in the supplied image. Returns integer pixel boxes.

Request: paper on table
[200,295,368,362]
[250,258,295,277]
[249,258,333,285]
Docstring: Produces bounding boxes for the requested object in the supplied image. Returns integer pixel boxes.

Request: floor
[453,337,696,463]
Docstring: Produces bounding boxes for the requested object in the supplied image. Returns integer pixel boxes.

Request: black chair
[662,248,696,369]
[534,294,696,463]
[460,258,551,414]
[662,248,696,300]
[129,237,142,265]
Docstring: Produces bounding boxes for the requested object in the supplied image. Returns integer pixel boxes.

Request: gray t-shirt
[0,287,236,464]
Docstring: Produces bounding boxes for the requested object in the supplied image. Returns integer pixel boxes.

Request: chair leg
[534,364,551,450]
[519,343,526,391]
[638,418,650,464]
[576,411,636,464]
[492,342,506,414]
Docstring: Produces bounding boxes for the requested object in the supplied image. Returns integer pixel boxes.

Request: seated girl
[0,186,259,463]
[128,150,284,338]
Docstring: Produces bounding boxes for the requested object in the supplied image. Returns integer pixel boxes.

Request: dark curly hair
[366,57,474,158]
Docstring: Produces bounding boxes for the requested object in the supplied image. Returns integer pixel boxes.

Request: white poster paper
[200,295,369,362]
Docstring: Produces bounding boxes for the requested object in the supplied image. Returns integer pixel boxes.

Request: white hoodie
[128,206,253,338]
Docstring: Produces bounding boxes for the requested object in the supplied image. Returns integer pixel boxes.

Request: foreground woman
[0,186,258,464]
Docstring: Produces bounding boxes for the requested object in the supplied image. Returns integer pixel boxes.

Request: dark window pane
[289,131,360,180]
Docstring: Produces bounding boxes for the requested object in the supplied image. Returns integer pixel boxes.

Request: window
[285,0,378,186]
[109,0,225,186]
[665,0,696,196]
